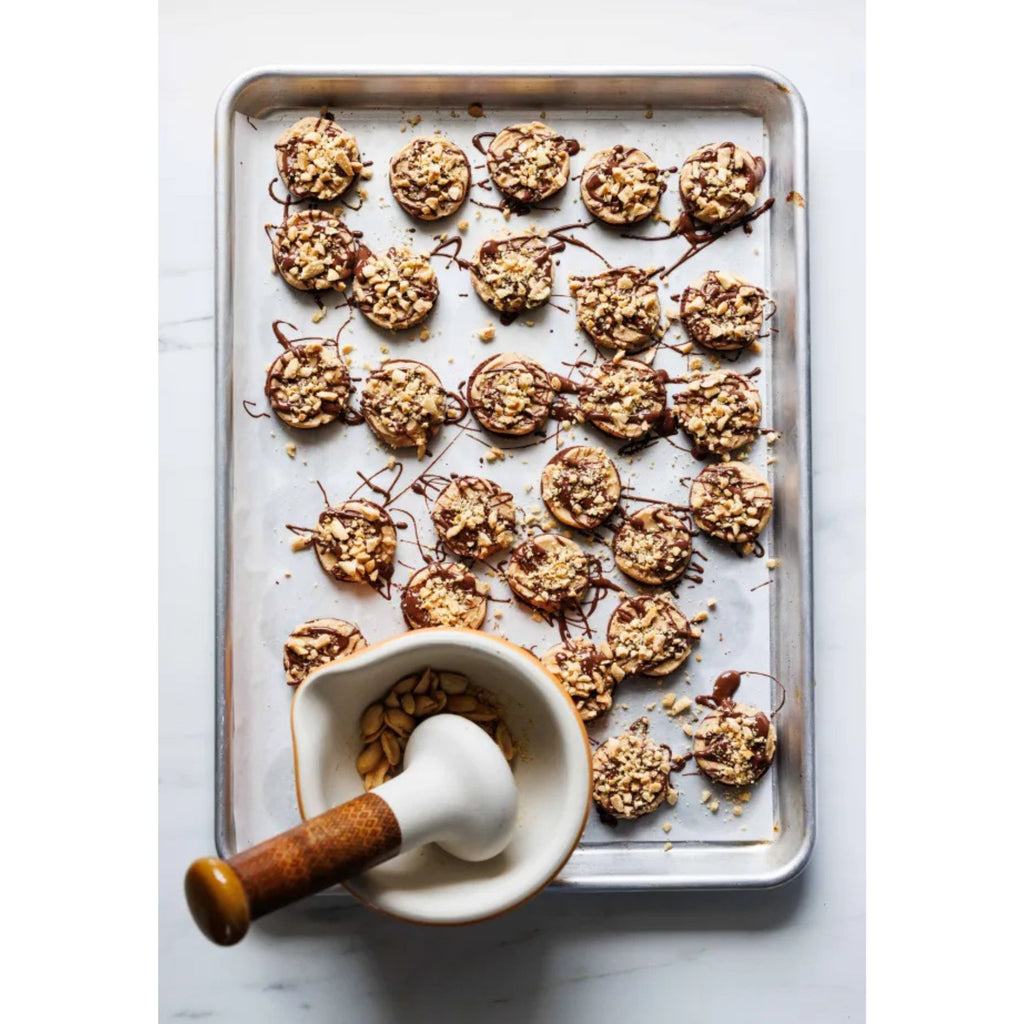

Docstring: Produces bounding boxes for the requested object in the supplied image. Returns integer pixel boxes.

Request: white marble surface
[159,2,865,1020]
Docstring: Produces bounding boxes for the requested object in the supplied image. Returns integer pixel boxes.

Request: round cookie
[505,533,592,613]
[265,339,352,429]
[353,246,439,330]
[579,145,665,224]
[400,561,489,630]
[689,462,773,554]
[579,358,669,440]
[540,638,624,722]
[675,370,762,455]
[270,209,358,292]
[678,141,766,226]
[485,121,578,204]
[540,445,621,530]
[569,267,662,353]
[389,134,471,220]
[606,593,696,677]
[361,359,451,458]
[612,504,693,585]
[312,500,397,588]
[680,271,770,353]
[693,701,777,786]
[430,476,516,560]
[467,352,555,436]
[469,234,555,314]
[274,116,362,201]
[283,618,367,687]
[592,718,673,821]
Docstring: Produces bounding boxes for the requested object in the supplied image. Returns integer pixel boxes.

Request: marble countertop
[159,2,865,1020]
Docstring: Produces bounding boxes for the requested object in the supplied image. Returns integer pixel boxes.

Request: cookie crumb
[468,102,485,118]
[766,558,780,569]
[407,114,421,127]
[663,842,673,852]
[285,443,297,458]
[478,325,496,342]
[708,799,720,813]
[644,108,654,119]
[700,789,711,804]
[311,308,326,324]
[666,787,678,807]
[485,446,506,462]
[733,805,743,817]
[662,822,672,833]
[458,219,469,231]
[707,597,717,609]
[419,328,431,341]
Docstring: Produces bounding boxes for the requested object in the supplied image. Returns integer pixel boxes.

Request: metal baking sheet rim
[213,66,815,892]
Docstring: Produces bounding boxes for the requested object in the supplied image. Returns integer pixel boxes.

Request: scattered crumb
[680,342,694,354]
[457,219,469,232]
[786,190,806,208]
[666,787,678,807]
[485,446,506,462]
[311,307,326,324]
[468,102,485,118]
[766,558,780,569]
[493,609,503,620]
[283,571,291,578]
[418,328,431,341]
[662,822,672,833]
[694,653,702,662]
[707,597,717,609]
[644,108,654,119]
[733,806,743,817]
[749,340,763,354]
[766,431,781,445]
[478,325,496,342]
[682,723,695,737]
[661,692,676,708]
[407,114,421,127]
[342,344,354,355]
[738,791,752,803]
[689,357,703,370]
[708,800,720,814]
[664,842,673,852]
[646,702,656,711]
[290,536,312,552]
[284,443,297,458]
[379,344,389,354]
[767,456,777,465]
[386,455,396,470]
[693,611,708,623]
[360,168,373,180]
[700,790,712,804]
[670,697,692,717]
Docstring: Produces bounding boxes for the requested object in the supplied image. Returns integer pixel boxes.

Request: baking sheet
[215,68,814,889]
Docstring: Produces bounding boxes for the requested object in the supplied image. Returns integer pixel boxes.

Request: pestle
[185,714,518,945]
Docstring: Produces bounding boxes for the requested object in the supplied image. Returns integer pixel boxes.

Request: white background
[159,2,864,1020]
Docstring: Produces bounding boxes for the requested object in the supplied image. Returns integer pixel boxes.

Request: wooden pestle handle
[184,792,401,945]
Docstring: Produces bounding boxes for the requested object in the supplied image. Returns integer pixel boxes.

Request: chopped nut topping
[612,503,693,585]
[675,369,762,455]
[467,352,554,436]
[486,121,577,203]
[470,234,554,314]
[265,340,352,429]
[592,718,673,820]
[361,359,449,458]
[580,146,665,225]
[270,209,358,292]
[541,637,624,721]
[275,116,362,201]
[430,476,516,560]
[401,562,489,630]
[607,593,697,677]
[357,669,514,790]
[681,270,770,353]
[389,134,471,220]
[679,141,765,225]
[283,618,366,687]
[353,246,439,330]
[505,533,592,612]
[579,358,669,440]
[312,500,397,587]
[693,701,777,786]
[689,462,773,553]
[540,445,621,530]
[569,266,662,352]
